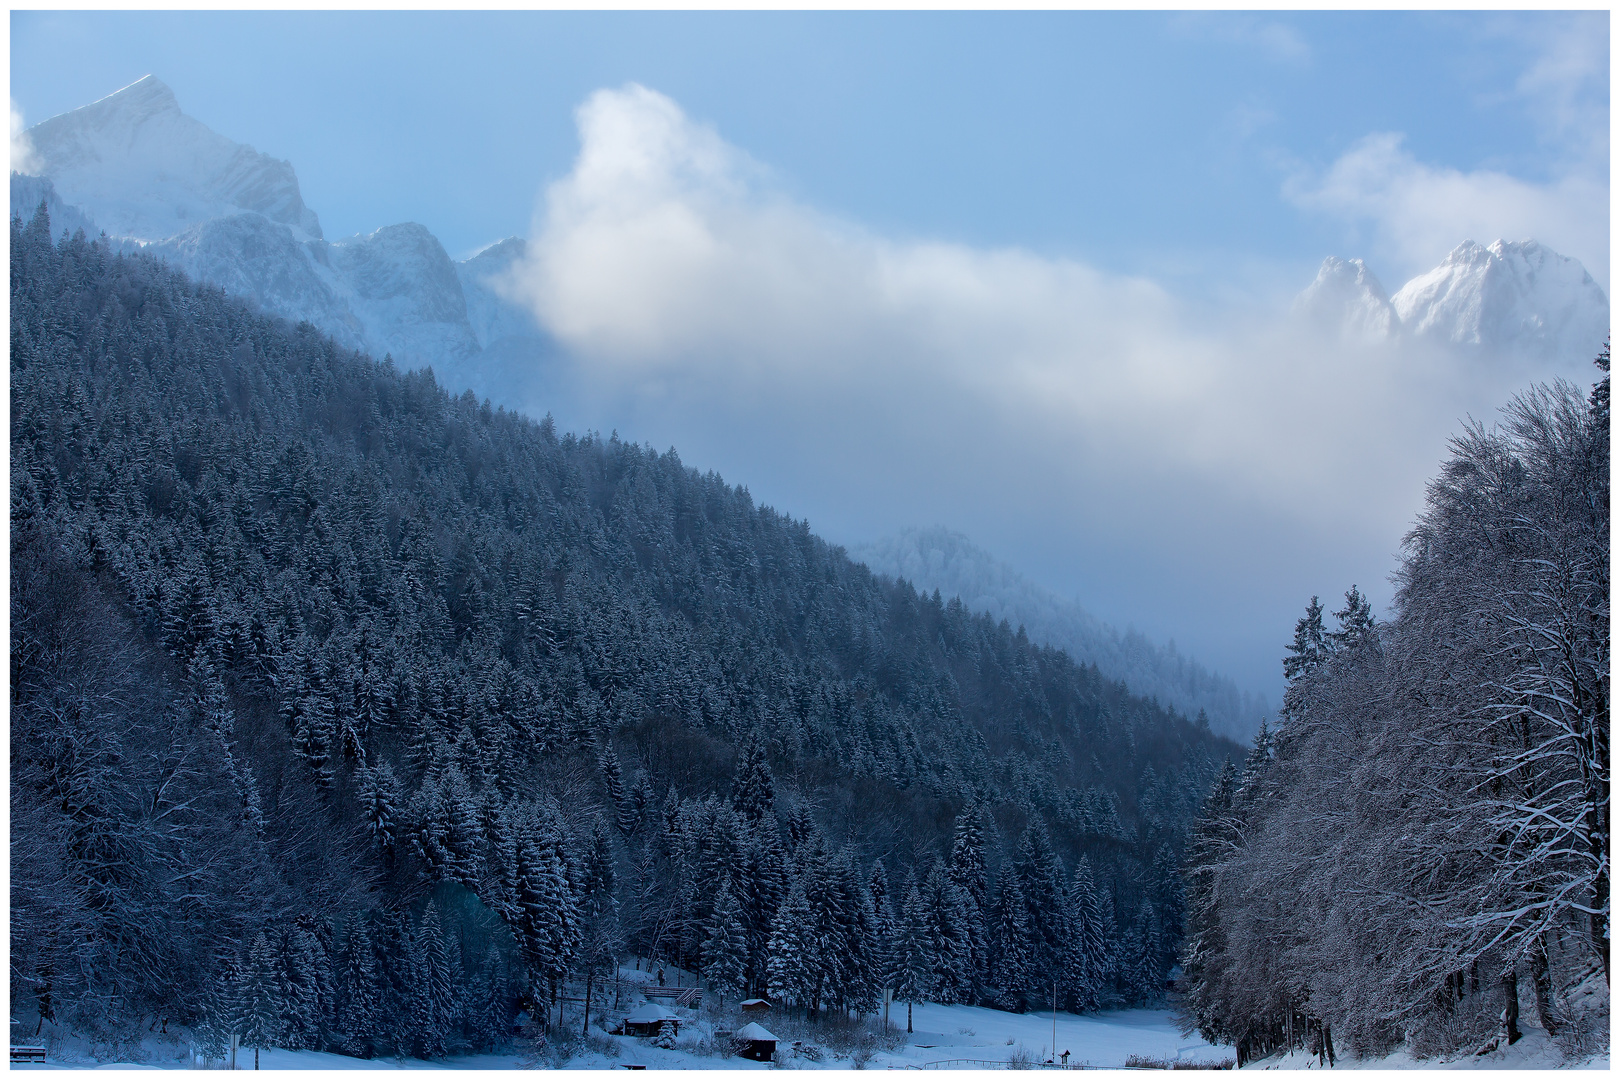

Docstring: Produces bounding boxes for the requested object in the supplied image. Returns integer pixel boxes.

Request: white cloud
[11,98,40,175]
[1285,19,1609,294]
[510,86,1513,511]
[1173,14,1311,65]
[1284,132,1609,294]
[1510,13,1608,162]
[503,84,1580,696]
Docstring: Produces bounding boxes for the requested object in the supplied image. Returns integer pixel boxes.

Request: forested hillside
[10,209,1237,1059]
[1181,360,1609,1064]
[851,527,1267,742]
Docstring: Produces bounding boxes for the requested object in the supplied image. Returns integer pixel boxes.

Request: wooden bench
[10,1046,47,1064]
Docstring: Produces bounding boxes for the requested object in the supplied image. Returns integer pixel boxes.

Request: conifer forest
[8,204,1608,1067]
[10,211,1236,1062]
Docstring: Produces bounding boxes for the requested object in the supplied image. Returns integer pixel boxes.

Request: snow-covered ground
[15,999,1226,1071]
[1248,1027,1608,1072]
[1244,968,1610,1072]
[18,964,1606,1071]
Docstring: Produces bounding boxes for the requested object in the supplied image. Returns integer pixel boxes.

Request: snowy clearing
[16,1001,1226,1071]
[18,966,1605,1071]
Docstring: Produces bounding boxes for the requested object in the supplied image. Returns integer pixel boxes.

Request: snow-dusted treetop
[25,75,322,243]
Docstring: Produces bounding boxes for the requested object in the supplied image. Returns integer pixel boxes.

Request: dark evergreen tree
[730,731,776,824]
[414,905,454,1058]
[1015,819,1069,995]
[988,866,1035,1011]
[891,876,934,1034]
[336,920,380,1057]
[8,216,1241,1054]
[1281,597,1328,682]
[701,876,749,1003]
[948,805,990,998]
[766,878,818,1011]
[235,931,281,1065]
[920,859,973,1004]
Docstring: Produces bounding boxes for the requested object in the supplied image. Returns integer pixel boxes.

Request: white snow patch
[15,1001,1226,1071]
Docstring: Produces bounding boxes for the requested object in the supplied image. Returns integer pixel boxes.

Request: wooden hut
[622,1001,681,1037]
[733,1021,778,1061]
[739,998,772,1015]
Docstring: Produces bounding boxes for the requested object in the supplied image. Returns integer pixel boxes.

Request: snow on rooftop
[624,1001,678,1022]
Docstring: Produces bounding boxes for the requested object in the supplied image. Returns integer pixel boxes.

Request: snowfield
[16,1000,1225,1071]
[16,994,1609,1071]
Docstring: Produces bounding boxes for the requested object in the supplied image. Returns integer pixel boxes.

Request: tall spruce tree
[1066,857,1110,1012]
[988,866,1035,1011]
[892,876,934,1033]
[730,732,776,824]
[336,920,380,1057]
[702,876,749,1004]
[235,931,282,1066]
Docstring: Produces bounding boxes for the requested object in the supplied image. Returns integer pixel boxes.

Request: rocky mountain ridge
[850,527,1269,743]
[1296,240,1608,366]
[13,76,547,403]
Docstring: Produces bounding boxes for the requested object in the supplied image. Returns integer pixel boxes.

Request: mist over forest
[7,26,1611,1063]
[13,212,1246,1064]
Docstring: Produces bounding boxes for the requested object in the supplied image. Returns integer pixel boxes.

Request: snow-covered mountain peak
[1391,238,1608,365]
[81,74,182,128]
[1296,240,1608,368]
[1294,255,1398,340]
[26,75,322,242]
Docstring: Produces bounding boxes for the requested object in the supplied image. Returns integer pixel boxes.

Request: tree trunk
[908,1000,913,1034]
[1501,967,1521,1045]
[1529,934,1562,1035]
[1593,862,1610,985]
[584,966,594,1038]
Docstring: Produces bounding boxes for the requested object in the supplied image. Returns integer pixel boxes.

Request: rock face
[13,75,542,396]
[1294,256,1400,341]
[24,75,322,243]
[458,237,538,350]
[1299,240,1609,367]
[1391,240,1609,366]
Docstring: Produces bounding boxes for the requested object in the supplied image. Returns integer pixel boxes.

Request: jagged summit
[1296,239,1608,367]
[1294,255,1399,341]
[77,74,182,126]
[25,74,322,242]
[1391,239,1608,364]
[14,76,556,402]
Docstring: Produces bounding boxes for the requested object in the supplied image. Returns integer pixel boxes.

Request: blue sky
[11,11,1610,702]
[13,12,1607,285]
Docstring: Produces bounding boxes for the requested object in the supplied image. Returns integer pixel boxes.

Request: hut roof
[624,1002,677,1023]
[734,1022,777,1042]
[739,998,770,1007]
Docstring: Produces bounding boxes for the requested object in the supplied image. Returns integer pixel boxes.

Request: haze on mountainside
[10,74,1609,709]
[850,528,1269,743]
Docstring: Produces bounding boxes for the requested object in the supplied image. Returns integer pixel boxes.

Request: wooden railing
[640,986,702,1008]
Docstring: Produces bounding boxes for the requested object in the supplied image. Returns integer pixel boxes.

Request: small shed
[623,1002,681,1038]
[733,1021,778,1061]
[739,998,772,1015]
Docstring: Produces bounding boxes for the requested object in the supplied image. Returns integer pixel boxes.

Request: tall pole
[1051,975,1058,1064]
